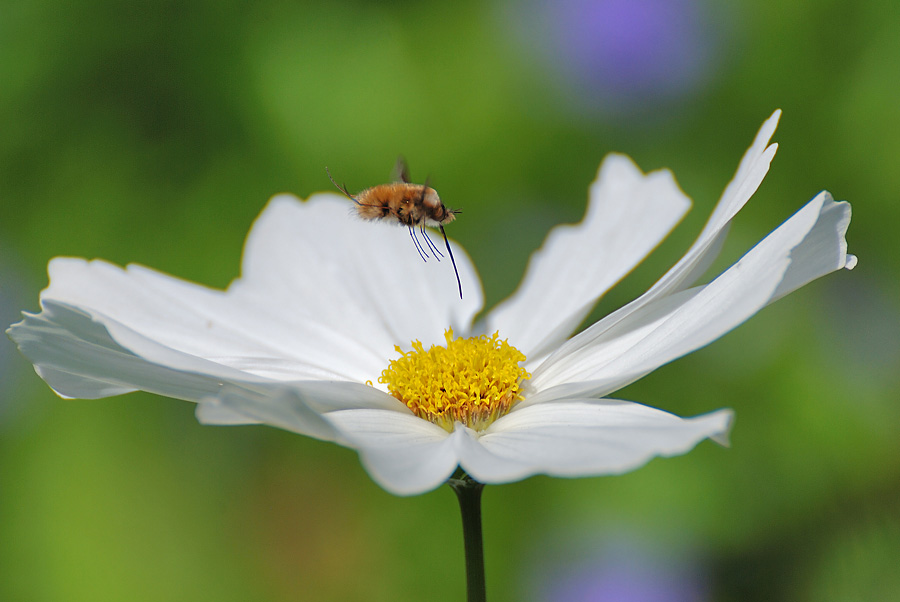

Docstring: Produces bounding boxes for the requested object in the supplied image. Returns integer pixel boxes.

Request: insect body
[326,162,463,299]
[352,182,456,227]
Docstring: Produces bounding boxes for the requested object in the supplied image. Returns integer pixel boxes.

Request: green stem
[448,473,487,602]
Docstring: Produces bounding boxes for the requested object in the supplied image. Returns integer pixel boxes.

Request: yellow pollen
[379,328,531,432]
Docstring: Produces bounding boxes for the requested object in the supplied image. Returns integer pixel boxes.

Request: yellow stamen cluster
[379,328,531,432]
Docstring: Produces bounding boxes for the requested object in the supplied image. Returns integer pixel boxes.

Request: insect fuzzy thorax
[355,183,457,227]
[325,164,463,299]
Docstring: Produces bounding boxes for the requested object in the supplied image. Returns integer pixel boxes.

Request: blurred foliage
[1,0,898,601]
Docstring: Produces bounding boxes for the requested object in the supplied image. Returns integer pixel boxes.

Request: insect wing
[392,156,411,183]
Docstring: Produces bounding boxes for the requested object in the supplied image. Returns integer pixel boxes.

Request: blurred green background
[1,0,898,600]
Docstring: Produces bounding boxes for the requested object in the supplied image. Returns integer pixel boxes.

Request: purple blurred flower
[505,0,728,115]
[529,531,708,602]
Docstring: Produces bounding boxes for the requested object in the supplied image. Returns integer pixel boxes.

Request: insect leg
[414,226,431,259]
[409,225,428,261]
[420,225,444,260]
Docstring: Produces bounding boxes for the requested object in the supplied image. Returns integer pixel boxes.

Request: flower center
[378,328,531,432]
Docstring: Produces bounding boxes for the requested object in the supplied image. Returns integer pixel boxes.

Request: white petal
[39,257,385,382]
[483,154,690,359]
[7,301,341,439]
[641,110,782,300]
[529,192,853,402]
[237,194,484,350]
[769,192,857,300]
[9,300,252,400]
[8,300,403,437]
[455,401,733,483]
[196,379,412,425]
[195,401,262,425]
[197,385,343,442]
[326,409,460,496]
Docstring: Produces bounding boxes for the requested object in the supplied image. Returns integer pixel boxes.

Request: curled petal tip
[709,409,735,448]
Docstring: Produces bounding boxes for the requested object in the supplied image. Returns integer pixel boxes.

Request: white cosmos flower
[8,111,855,495]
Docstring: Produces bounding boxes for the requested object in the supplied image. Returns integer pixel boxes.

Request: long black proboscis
[440,224,463,299]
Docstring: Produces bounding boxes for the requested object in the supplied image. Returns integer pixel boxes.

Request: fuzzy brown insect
[326,160,463,299]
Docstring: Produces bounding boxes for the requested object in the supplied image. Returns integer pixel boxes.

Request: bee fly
[326,159,463,299]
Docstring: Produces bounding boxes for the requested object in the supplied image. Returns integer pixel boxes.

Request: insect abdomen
[356,184,423,225]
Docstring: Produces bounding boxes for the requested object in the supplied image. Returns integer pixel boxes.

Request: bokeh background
[1,0,898,600]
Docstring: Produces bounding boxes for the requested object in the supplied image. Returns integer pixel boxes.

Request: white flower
[8,111,855,495]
